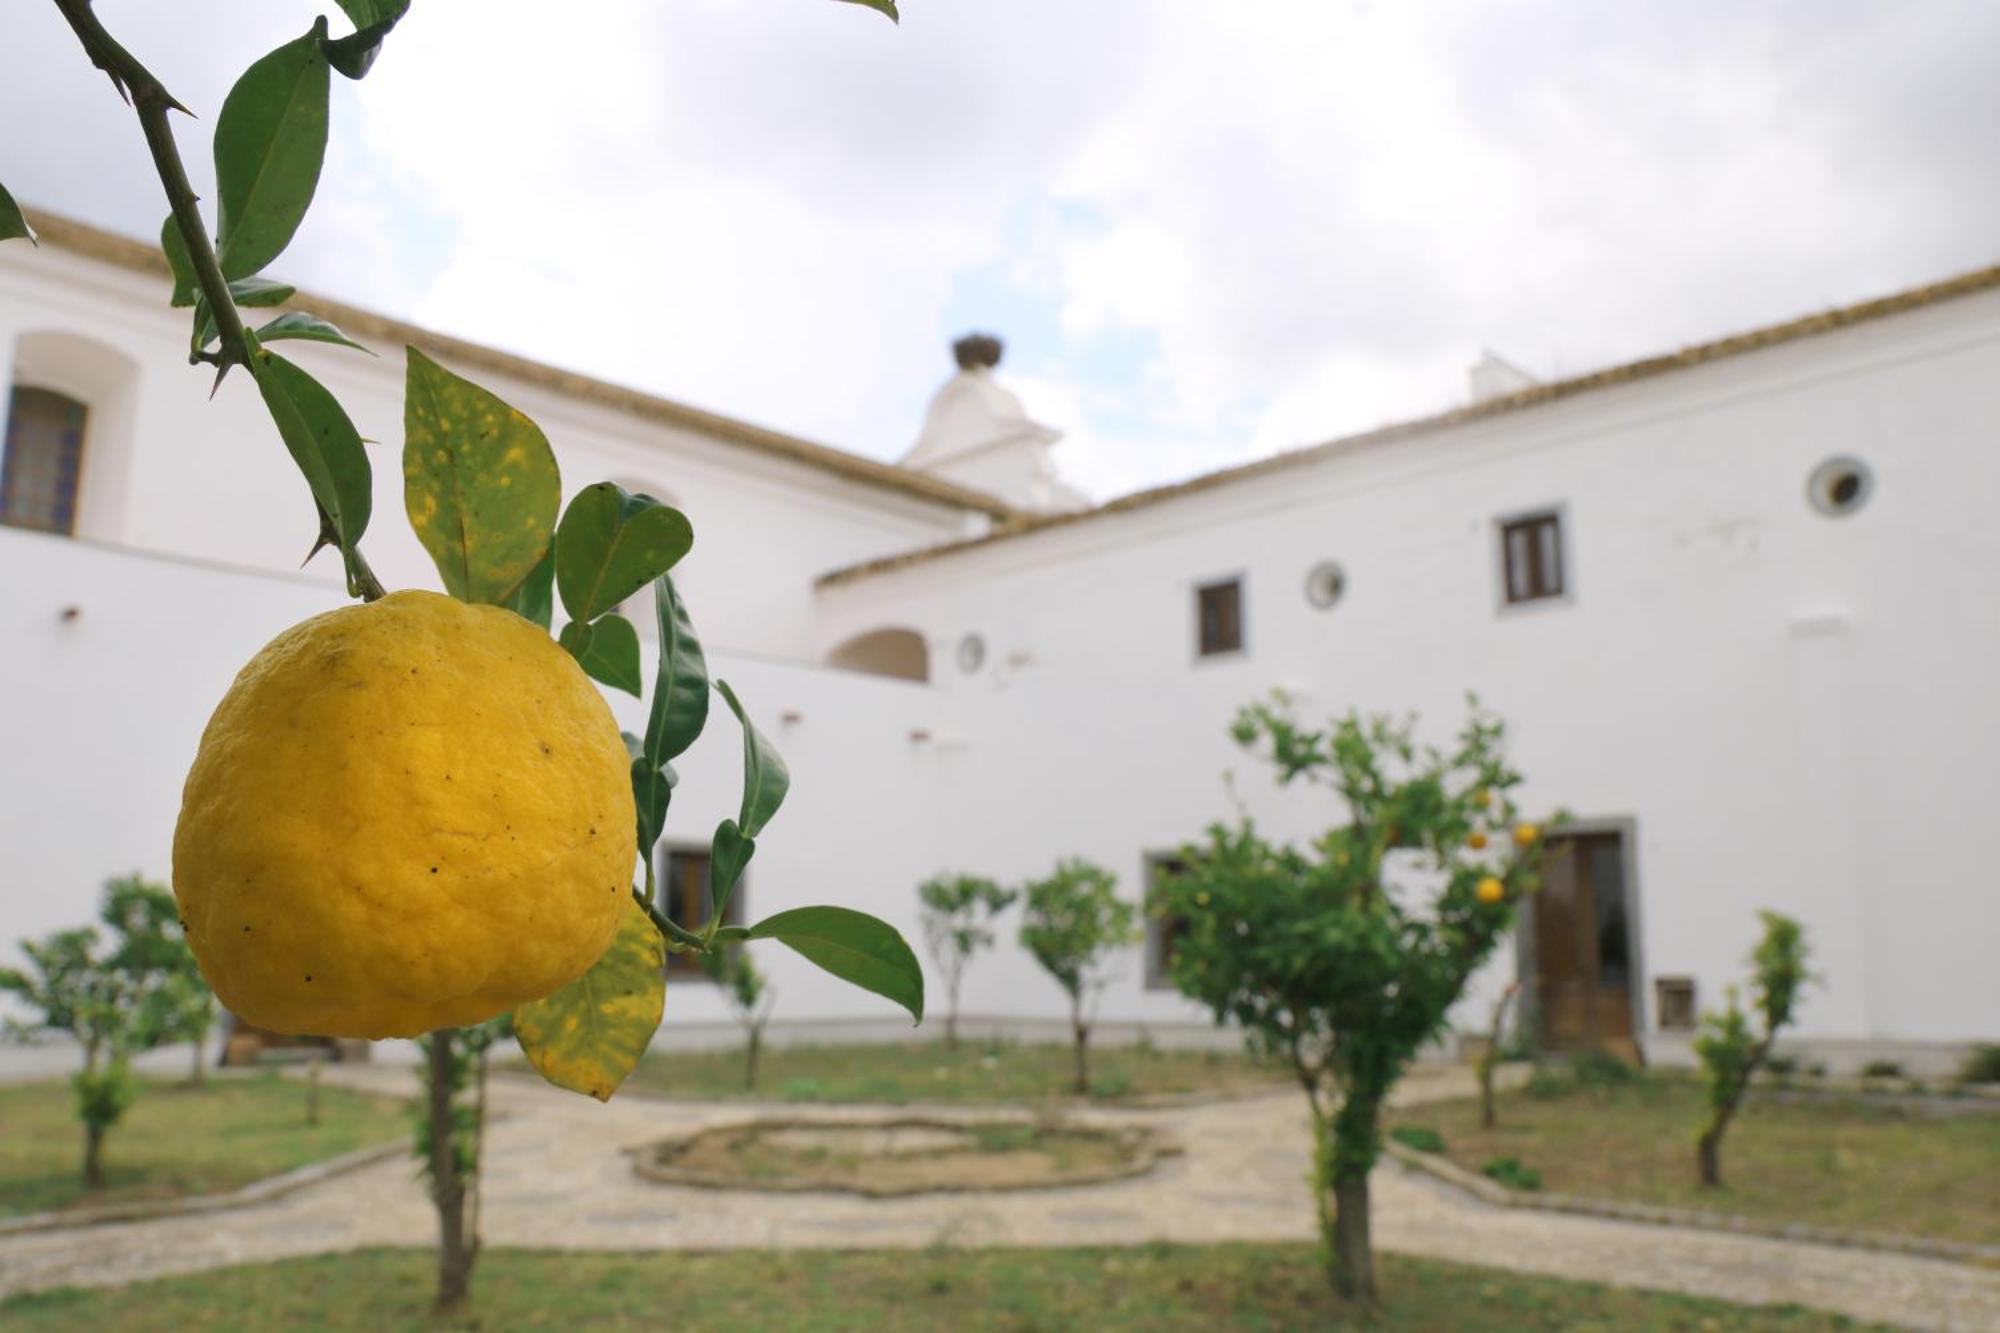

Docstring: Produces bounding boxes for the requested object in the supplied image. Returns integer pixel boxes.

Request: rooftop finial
[952,332,1003,371]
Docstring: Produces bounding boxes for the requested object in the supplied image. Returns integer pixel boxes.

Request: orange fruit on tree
[1476,877,1506,905]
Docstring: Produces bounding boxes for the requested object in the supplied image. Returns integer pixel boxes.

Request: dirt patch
[634,1115,1178,1197]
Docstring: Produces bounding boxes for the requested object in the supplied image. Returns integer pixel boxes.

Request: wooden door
[1532,831,1634,1050]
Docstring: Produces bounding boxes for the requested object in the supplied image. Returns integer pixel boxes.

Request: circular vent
[1806,456,1872,517]
[956,633,987,674]
[1304,561,1347,609]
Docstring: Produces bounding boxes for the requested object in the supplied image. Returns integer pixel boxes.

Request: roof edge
[17,209,1020,521]
[819,255,2000,588]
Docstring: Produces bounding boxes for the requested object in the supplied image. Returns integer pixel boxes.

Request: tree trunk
[306,1052,323,1127]
[1070,1000,1090,1095]
[1696,1124,1724,1188]
[1330,1172,1376,1304]
[189,1029,206,1087]
[428,1033,473,1314]
[745,1025,762,1091]
[944,977,961,1051]
[82,1122,106,1189]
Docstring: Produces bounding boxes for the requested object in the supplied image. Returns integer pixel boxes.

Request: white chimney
[902,334,1089,514]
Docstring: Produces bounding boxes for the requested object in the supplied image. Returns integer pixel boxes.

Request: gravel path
[1,1064,1994,1330]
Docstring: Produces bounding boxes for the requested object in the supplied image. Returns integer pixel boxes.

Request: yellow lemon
[1467,830,1489,851]
[1476,877,1506,905]
[1514,822,1539,849]
[173,590,634,1039]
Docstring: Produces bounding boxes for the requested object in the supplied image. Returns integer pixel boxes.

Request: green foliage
[1960,1044,2000,1085]
[917,873,1017,1042]
[554,482,694,623]
[213,25,331,281]
[72,1062,137,1137]
[324,0,410,79]
[0,181,35,244]
[710,679,791,909]
[1570,1048,1640,1088]
[252,310,368,352]
[250,351,373,588]
[1157,695,1546,1303]
[1694,912,1812,1186]
[558,613,642,697]
[1019,859,1139,1003]
[98,876,215,1059]
[834,0,901,21]
[1481,1155,1543,1191]
[1859,1059,1904,1080]
[736,907,924,1024]
[403,347,562,604]
[413,1015,510,1192]
[699,943,773,1088]
[1388,1125,1445,1153]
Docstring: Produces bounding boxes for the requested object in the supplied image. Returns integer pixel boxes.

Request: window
[1655,977,1697,1032]
[1195,578,1243,657]
[657,846,742,977]
[1144,855,1190,990]
[1499,511,1564,604]
[2,386,88,534]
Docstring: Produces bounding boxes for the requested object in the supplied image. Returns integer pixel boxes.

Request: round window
[1304,561,1347,609]
[1806,456,1872,517]
[956,633,987,674]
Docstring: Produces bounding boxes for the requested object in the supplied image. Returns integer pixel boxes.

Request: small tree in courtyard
[1155,696,1550,1306]
[100,876,217,1085]
[700,945,775,1089]
[0,877,200,1187]
[917,873,1018,1048]
[416,1015,510,1315]
[1693,911,1810,1188]
[1019,859,1141,1094]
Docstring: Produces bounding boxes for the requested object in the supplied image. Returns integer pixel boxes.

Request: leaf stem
[51,0,251,369]
[631,887,706,953]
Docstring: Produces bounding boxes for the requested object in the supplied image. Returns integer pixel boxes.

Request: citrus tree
[1693,911,1810,1187]
[0,879,205,1187]
[1018,859,1140,1094]
[99,876,217,1085]
[1154,696,1550,1306]
[699,945,775,1090]
[916,873,1018,1048]
[12,0,918,1314]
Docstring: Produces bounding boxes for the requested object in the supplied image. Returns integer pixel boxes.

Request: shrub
[1693,911,1810,1188]
[1018,859,1141,1095]
[1482,1156,1543,1191]
[1861,1059,1904,1080]
[1960,1044,2000,1086]
[1526,1066,1573,1099]
[1764,1055,1798,1077]
[1571,1049,1638,1088]
[1389,1125,1445,1154]
[1089,1070,1133,1100]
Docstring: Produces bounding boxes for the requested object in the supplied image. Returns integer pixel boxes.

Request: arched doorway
[826,627,929,682]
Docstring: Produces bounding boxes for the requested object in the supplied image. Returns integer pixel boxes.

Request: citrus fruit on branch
[173,590,635,1038]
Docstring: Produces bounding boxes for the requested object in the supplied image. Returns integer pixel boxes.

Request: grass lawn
[0,1071,409,1218]
[618,1039,1290,1104]
[1386,1075,2000,1247]
[0,1244,1887,1332]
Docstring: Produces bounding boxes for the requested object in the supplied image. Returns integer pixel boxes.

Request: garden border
[1383,1140,2000,1267]
[0,1137,412,1237]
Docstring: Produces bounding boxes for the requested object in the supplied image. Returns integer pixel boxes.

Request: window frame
[1,385,89,536]
[1494,505,1571,611]
[655,843,743,979]
[1192,573,1247,660]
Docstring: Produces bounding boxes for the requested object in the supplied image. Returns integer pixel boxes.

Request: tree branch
[631,887,708,953]
[52,0,252,369]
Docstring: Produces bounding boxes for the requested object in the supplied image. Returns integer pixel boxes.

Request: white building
[4,211,1996,1073]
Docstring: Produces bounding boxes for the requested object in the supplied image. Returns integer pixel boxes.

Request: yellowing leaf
[513,896,663,1100]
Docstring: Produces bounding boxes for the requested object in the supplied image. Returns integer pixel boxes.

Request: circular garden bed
[634,1115,1178,1197]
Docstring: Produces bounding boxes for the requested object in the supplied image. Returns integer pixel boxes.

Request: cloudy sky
[6,1,1997,498]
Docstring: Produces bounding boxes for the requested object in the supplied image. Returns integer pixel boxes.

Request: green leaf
[643,576,709,765]
[403,346,562,604]
[746,906,924,1023]
[833,0,900,21]
[711,819,752,904]
[251,351,372,560]
[325,0,410,79]
[717,679,789,838]
[0,183,33,245]
[160,218,196,305]
[229,276,297,307]
[559,614,642,697]
[503,549,555,630]
[513,896,664,1101]
[254,311,370,354]
[554,483,693,623]
[214,24,331,280]
[632,756,677,858]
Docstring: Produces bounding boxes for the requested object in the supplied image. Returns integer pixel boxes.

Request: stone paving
[1,1063,1995,1330]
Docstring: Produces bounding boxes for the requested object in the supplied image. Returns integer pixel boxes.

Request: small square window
[1655,976,1697,1032]
[657,846,742,977]
[1144,855,1190,990]
[1500,511,1564,604]
[1195,578,1243,657]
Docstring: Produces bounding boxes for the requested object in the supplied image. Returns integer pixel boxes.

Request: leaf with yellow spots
[403,346,561,604]
[513,895,664,1101]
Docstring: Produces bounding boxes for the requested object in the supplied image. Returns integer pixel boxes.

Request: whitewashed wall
[0,241,981,661]
[819,288,2000,1063]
